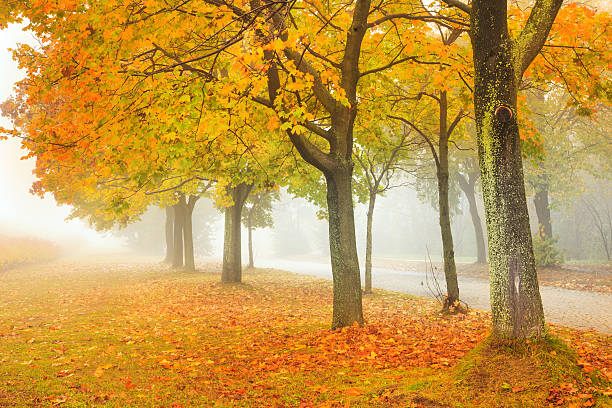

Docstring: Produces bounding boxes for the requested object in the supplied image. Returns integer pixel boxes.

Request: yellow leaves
[320,69,341,87]
[94,363,115,378]
[265,38,285,53]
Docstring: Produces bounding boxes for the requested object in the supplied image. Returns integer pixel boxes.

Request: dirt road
[258,259,612,334]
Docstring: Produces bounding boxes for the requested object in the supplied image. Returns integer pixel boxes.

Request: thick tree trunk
[164,206,174,263]
[248,223,254,269]
[457,172,487,263]
[183,196,198,271]
[222,183,253,283]
[172,199,185,268]
[438,91,460,308]
[533,183,552,240]
[260,0,369,328]
[471,1,546,338]
[364,193,376,295]
[325,168,364,329]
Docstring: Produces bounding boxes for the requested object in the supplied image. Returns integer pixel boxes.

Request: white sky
[0,24,121,248]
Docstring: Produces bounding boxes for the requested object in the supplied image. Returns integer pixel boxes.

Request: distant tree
[221,182,254,283]
[164,206,174,263]
[582,190,612,262]
[455,154,487,264]
[242,189,280,268]
[353,126,415,294]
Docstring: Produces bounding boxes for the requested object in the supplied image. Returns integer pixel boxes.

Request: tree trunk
[222,183,253,283]
[471,1,546,338]
[260,0,369,328]
[364,192,376,295]
[457,172,487,263]
[183,196,198,271]
[172,198,185,268]
[533,183,552,240]
[438,91,460,308]
[325,168,364,329]
[164,206,174,263]
[248,223,254,269]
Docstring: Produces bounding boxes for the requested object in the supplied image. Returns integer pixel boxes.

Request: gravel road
[258,259,612,334]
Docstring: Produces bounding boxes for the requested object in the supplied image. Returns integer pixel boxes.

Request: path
[257,259,612,334]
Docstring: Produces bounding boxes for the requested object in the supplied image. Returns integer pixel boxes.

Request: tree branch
[388,114,440,169]
[440,0,471,14]
[512,0,564,84]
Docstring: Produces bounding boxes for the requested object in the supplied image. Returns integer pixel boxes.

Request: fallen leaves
[93,363,114,378]
[0,260,609,408]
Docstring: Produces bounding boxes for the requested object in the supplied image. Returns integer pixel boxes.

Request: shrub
[532,234,564,267]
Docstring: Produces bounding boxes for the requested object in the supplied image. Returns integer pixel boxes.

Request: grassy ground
[0,258,610,407]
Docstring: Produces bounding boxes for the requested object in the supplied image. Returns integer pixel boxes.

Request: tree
[441,0,611,337]
[582,189,612,262]
[524,92,611,242]
[469,0,561,338]
[242,188,279,268]
[164,206,175,263]
[202,0,446,327]
[221,182,254,283]
[391,90,469,310]
[3,0,608,331]
[353,126,414,294]
[455,155,487,264]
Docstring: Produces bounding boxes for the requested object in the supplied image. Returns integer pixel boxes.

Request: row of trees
[1,0,610,339]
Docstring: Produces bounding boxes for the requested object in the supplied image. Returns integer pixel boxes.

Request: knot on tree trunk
[494,105,514,123]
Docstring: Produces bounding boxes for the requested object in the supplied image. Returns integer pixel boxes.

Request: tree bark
[222,183,253,283]
[533,183,552,239]
[172,198,185,268]
[325,167,364,328]
[437,91,460,308]
[470,0,561,338]
[457,171,487,263]
[164,206,174,263]
[364,192,376,295]
[183,195,199,271]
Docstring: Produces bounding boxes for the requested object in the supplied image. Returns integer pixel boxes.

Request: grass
[0,257,609,407]
[0,235,60,270]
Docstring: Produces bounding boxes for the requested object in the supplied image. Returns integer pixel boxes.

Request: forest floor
[369,259,612,294]
[0,257,610,408]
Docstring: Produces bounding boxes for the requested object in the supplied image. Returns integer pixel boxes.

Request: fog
[0,25,122,252]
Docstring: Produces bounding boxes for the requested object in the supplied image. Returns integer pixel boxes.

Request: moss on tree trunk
[325,167,364,329]
[470,0,560,338]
